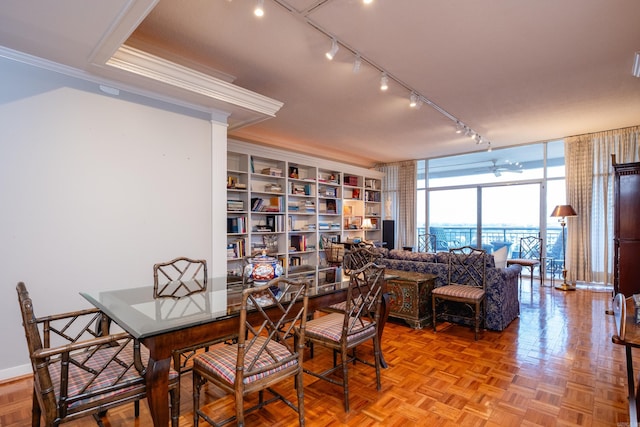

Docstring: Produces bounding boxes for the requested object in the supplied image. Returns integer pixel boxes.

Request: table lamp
[550,204,578,291]
[361,218,373,230]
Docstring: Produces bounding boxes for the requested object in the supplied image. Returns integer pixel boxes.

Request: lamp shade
[550,205,577,218]
[361,218,373,229]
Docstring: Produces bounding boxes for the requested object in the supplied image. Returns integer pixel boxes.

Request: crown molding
[107,45,283,118]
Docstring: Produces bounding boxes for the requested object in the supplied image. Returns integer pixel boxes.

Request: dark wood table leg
[145,348,172,426]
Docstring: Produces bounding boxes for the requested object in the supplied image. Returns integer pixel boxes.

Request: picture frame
[289,166,299,179]
[351,216,363,229]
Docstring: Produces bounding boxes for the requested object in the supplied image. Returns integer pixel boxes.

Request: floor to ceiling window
[417,140,565,278]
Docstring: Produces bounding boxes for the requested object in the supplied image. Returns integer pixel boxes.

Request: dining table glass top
[81,276,350,340]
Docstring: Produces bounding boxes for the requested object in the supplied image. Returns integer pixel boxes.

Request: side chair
[16,282,179,427]
[192,277,310,427]
[432,246,487,340]
[153,257,236,406]
[303,262,385,412]
[507,236,543,289]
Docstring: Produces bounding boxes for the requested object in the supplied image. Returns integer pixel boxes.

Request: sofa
[376,248,522,331]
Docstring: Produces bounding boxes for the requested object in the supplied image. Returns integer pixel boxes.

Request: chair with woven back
[303,261,385,412]
[507,235,543,288]
[432,246,487,340]
[322,244,383,315]
[153,257,236,401]
[417,233,437,252]
[16,282,179,427]
[192,277,310,426]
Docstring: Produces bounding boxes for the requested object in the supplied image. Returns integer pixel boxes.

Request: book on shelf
[227,237,248,259]
[250,196,283,212]
[227,216,246,234]
[227,199,244,211]
[290,235,307,252]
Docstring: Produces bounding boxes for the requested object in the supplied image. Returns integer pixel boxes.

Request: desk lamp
[550,204,578,291]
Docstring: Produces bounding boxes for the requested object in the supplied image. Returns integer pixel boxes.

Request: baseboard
[0,364,31,383]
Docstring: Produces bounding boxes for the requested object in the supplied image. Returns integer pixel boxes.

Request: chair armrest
[32,331,132,360]
[35,307,101,323]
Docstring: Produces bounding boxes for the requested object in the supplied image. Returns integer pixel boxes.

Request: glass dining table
[81,276,389,426]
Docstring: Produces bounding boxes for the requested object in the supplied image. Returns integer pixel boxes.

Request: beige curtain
[565,125,640,284]
[376,160,417,249]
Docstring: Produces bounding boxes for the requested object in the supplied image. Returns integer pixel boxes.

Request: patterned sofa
[377,248,521,331]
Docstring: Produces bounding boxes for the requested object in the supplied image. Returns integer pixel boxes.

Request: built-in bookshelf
[227,141,385,286]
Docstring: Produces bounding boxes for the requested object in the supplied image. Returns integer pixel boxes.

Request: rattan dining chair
[303,262,385,412]
[432,246,487,340]
[153,257,236,406]
[16,282,179,427]
[192,277,310,427]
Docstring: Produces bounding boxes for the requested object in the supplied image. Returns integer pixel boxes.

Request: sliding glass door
[481,183,541,258]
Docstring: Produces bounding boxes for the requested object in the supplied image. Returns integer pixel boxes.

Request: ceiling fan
[489,160,523,177]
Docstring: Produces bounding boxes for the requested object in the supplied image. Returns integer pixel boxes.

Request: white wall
[0,58,228,379]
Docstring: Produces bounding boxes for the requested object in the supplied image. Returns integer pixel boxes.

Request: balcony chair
[432,246,487,340]
[417,233,437,252]
[192,277,310,426]
[16,282,179,427]
[303,262,385,412]
[507,236,543,289]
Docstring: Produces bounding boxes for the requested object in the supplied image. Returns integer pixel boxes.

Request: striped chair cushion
[432,284,484,301]
[305,312,375,343]
[507,258,540,267]
[48,340,178,410]
[194,336,297,385]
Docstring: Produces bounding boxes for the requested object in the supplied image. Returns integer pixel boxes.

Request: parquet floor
[1,280,634,426]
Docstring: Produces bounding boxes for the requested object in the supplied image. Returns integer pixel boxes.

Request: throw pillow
[493,246,508,269]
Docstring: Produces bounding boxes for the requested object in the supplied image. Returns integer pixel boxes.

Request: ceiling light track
[264,0,490,150]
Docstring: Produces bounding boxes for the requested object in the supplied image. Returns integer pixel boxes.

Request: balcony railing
[420,225,563,260]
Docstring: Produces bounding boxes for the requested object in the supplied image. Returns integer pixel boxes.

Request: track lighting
[326,38,339,60]
[455,122,464,134]
[409,92,418,108]
[487,142,492,152]
[254,0,264,17]
[380,73,389,91]
[353,54,361,73]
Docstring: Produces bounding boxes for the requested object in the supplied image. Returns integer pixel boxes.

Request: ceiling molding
[106,45,284,118]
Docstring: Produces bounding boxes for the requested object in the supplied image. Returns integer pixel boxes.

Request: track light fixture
[409,92,418,108]
[353,54,361,73]
[264,5,492,151]
[326,38,339,60]
[380,73,389,91]
[254,0,264,17]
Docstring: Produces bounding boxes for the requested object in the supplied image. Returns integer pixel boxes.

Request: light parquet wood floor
[1,281,634,426]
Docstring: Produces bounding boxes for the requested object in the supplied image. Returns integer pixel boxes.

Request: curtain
[376,160,417,248]
[565,125,640,284]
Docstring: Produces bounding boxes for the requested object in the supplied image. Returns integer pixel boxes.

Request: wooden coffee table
[385,269,437,329]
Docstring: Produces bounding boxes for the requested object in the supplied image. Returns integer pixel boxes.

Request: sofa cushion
[493,246,508,269]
